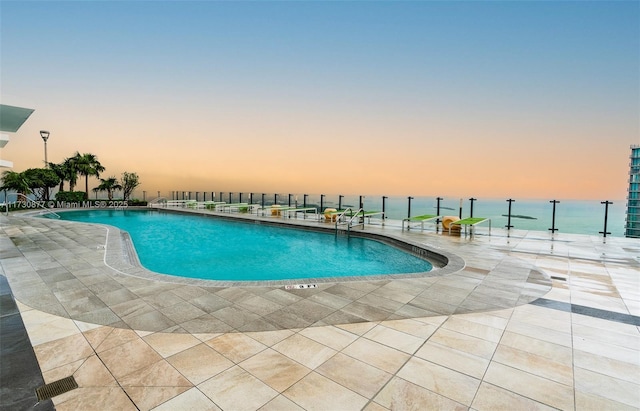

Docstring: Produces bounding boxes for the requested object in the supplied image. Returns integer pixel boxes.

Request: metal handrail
[16,194,61,219]
[148,197,168,207]
[334,207,366,237]
[333,207,353,228]
[346,208,365,229]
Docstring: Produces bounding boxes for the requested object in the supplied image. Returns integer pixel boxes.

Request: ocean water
[3,190,629,237]
[314,195,628,237]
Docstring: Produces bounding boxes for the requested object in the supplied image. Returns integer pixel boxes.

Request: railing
[123,190,631,237]
[334,208,366,237]
[147,197,168,207]
[16,194,60,219]
[346,208,366,231]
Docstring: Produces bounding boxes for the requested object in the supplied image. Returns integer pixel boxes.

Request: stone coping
[1,210,552,333]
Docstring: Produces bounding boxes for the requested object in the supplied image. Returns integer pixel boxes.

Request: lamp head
[40,130,50,142]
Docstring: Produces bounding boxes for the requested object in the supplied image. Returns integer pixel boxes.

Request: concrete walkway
[1,210,638,410]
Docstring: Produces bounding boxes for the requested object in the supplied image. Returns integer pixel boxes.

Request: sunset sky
[1,1,638,200]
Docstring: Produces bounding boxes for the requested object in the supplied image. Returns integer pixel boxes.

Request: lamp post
[40,130,50,167]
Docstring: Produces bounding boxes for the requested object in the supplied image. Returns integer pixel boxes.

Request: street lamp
[40,130,50,167]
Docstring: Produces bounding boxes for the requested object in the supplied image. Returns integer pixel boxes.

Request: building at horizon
[625,144,640,238]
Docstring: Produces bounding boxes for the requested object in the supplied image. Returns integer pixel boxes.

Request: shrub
[55,191,86,203]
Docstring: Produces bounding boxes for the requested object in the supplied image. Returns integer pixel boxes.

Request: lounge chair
[327,209,385,226]
[204,201,225,210]
[258,204,296,217]
[282,207,319,220]
[216,203,255,213]
[450,217,491,236]
[402,214,440,231]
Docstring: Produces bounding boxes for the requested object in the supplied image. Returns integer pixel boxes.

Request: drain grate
[121,232,141,266]
[550,276,567,281]
[35,376,78,401]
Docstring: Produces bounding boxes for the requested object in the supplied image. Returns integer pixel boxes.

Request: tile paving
[1,209,639,410]
[0,275,54,411]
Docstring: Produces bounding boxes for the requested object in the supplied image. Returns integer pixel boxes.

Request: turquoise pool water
[54,210,432,281]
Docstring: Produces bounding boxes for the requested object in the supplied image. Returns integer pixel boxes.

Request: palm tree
[47,162,66,192]
[0,170,30,197]
[73,152,105,199]
[49,157,80,192]
[92,177,122,200]
[62,156,79,192]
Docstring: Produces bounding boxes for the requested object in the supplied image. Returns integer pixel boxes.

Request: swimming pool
[53,209,433,281]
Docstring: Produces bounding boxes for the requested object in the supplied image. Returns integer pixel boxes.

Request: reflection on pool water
[54,209,433,281]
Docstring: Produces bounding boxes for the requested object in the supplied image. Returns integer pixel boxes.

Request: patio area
[1,211,639,410]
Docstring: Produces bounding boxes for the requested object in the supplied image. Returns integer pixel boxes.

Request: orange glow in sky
[2,1,638,201]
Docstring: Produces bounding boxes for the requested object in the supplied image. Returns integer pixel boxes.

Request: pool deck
[1,210,639,410]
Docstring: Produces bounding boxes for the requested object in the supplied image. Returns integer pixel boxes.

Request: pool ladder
[334,208,366,238]
[16,194,60,219]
